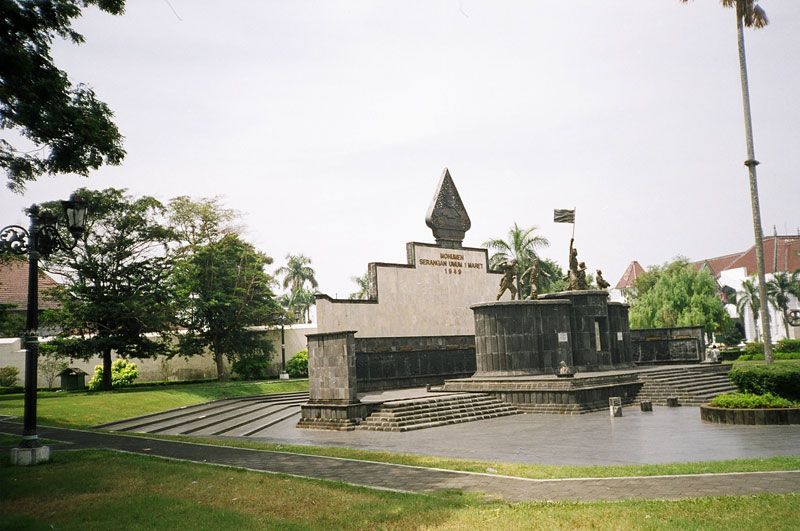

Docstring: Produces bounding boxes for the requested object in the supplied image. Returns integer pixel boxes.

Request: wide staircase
[635,365,736,406]
[357,393,521,432]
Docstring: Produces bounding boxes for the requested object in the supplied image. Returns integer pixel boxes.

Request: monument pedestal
[10,445,50,466]
[297,401,373,430]
[298,331,373,430]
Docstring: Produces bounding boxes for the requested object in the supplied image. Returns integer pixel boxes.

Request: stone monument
[315,168,509,338]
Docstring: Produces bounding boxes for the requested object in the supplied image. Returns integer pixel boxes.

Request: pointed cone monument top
[425,168,471,248]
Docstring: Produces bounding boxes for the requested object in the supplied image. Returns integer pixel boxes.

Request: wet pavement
[237,399,800,466]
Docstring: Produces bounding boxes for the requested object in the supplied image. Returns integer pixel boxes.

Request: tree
[172,234,278,381]
[41,188,175,390]
[628,258,730,341]
[294,287,316,323]
[276,254,318,294]
[767,272,798,338]
[1,0,126,192]
[483,223,550,298]
[0,304,25,338]
[349,273,370,300]
[168,196,239,250]
[680,0,773,363]
[737,278,761,342]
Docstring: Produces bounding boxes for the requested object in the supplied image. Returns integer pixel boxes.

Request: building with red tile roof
[614,261,645,292]
[0,259,61,313]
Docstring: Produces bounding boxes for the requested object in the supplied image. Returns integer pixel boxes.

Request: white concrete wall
[0,324,315,387]
[317,242,507,337]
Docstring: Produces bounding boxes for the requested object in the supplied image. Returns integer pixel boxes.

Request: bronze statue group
[496,238,610,301]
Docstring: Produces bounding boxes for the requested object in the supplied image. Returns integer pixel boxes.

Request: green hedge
[728,364,800,401]
[735,352,800,361]
[710,392,798,409]
[777,338,800,353]
[742,340,800,357]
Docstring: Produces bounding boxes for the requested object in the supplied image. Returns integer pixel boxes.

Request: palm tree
[483,223,549,298]
[680,0,773,363]
[294,287,317,323]
[276,254,318,294]
[737,278,760,342]
[349,273,370,300]
[767,272,796,338]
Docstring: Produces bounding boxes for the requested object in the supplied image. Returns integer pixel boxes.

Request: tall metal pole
[736,8,773,364]
[21,205,41,449]
[279,321,289,379]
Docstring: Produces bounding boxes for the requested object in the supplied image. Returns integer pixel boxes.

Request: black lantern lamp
[62,193,89,240]
[0,192,88,466]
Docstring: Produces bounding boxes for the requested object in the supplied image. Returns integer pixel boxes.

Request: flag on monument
[553,209,575,224]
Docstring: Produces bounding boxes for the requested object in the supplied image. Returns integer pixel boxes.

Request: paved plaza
[3,392,800,502]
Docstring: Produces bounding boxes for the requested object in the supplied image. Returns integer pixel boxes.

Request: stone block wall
[472,300,573,376]
[608,302,633,367]
[354,335,475,391]
[306,331,358,403]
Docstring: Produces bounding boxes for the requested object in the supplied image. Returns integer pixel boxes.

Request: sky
[2,0,799,302]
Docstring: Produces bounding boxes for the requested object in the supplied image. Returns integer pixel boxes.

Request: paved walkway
[2,420,799,502]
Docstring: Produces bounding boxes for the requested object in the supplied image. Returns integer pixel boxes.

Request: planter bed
[700,405,800,425]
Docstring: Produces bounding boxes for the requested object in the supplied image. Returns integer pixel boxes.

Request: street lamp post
[1,193,88,466]
[279,313,289,380]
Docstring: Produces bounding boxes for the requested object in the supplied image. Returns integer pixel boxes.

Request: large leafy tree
[172,233,277,381]
[680,0,772,362]
[737,278,761,342]
[1,0,126,192]
[628,258,730,341]
[41,188,175,390]
[483,223,550,298]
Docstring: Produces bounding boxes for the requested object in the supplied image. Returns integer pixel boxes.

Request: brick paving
[2,420,799,502]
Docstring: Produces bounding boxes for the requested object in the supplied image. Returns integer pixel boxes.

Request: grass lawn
[1,450,798,530]
[0,379,309,428]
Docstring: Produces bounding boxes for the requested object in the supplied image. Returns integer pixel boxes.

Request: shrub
[88,359,139,390]
[728,364,800,401]
[0,366,20,387]
[232,352,276,380]
[711,392,797,409]
[744,342,764,356]
[286,350,308,378]
[776,338,800,353]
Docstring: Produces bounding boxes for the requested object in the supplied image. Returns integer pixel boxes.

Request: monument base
[441,372,643,414]
[10,445,51,466]
[297,401,376,431]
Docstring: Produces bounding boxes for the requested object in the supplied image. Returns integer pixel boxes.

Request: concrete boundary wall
[316,242,506,337]
[0,324,314,386]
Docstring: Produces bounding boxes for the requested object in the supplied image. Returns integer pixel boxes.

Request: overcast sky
[2,1,798,300]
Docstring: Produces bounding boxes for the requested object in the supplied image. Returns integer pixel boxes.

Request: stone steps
[357,393,521,432]
[635,366,735,406]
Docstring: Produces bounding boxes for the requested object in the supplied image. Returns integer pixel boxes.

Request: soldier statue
[521,258,551,300]
[596,269,610,290]
[496,259,518,300]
